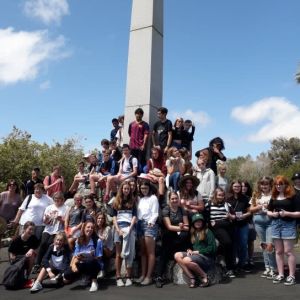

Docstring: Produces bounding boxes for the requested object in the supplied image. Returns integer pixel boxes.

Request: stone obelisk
[123,0,163,144]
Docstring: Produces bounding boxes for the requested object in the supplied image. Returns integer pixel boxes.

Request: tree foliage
[0,127,84,193]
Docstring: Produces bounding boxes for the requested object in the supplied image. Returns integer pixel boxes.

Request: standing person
[174,213,216,288]
[215,162,229,194]
[171,117,185,149]
[152,107,173,154]
[111,118,120,141]
[227,180,252,272]
[43,166,66,198]
[267,175,299,285]
[250,176,277,278]
[12,183,53,241]
[64,193,85,250]
[136,181,159,285]
[128,108,150,169]
[155,192,190,288]
[193,157,215,203]
[0,179,22,224]
[30,232,71,293]
[21,168,43,199]
[8,221,39,282]
[115,115,124,148]
[178,174,204,216]
[181,120,195,152]
[35,192,68,269]
[64,221,103,292]
[112,181,137,287]
[165,147,185,192]
[292,172,300,197]
[206,188,236,277]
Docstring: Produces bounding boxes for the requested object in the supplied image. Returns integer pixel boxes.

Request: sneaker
[89,281,98,292]
[141,277,152,285]
[30,281,42,293]
[261,269,270,278]
[266,270,277,280]
[135,276,144,283]
[155,277,164,288]
[273,275,285,284]
[226,270,236,278]
[97,270,105,279]
[242,264,252,273]
[125,278,133,287]
[116,278,125,287]
[284,275,296,286]
[24,279,34,289]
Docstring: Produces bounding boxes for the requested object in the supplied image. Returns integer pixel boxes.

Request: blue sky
[1,0,300,159]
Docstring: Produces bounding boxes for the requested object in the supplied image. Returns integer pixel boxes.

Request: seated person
[30,232,71,293]
[68,161,89,196]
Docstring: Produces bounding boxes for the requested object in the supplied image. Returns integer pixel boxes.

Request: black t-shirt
[227,195,250,227]
[22,178,43,196]
[162,205,187,226]
[268,197,298,222]
[153,119,172,149]
[8,235,39,256]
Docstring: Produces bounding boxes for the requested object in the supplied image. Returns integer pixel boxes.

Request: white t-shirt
[19,194,53,226]
[43,204,68,235]
[121,156,138,175]
[137,195,159,224]
[251,194,271,215]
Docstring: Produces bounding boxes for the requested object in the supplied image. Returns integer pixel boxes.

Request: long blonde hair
[190,222,207,244]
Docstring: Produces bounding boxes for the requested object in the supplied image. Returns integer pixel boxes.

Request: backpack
[2,256,27,289]
[120,156,141,176]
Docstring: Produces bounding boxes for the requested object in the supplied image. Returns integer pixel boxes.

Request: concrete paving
[1,246,300,300]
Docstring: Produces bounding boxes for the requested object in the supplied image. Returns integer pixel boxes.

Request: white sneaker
[141,277,152,285]
[116,278,125,287]
[135,276,145,283]
[89,281,98,292]
[125,278,132,287]
[261,269,270,278]
[30,281,43,293]
[97,270,105,279]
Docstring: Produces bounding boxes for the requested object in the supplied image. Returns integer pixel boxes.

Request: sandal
[189,277,196,288]
[200,278,210,288]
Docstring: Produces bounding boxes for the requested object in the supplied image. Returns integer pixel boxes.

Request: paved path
[1,247,300,300]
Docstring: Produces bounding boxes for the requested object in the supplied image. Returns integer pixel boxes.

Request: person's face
[32,170,38,180]
[197,159,206,169]
[157,111,165,121]
[216,191,225,203]
[122,184,131,196]
[103,153,110,162]
[135,113,143,121]
[84,223,94,237]
[97,215,105,227]
[151,149,159,159]
[185,179,193,190]
[275,182,286,193]
[112,121,119,129]
[260,182,271,193]
[219,168,226,175]
[78,163,84,172]
[175,119,183,127]
[129,181,136,192]
[213,143,222,150]
[170,194,179,206]
[232,183,241,194]
[53,168,61,177]
[54,236,64,248]
[74,196,83,206]
[140,185,149,196]
[184,122,192,130]
[293,179,300,188]
[34,187,43,198]
[241,183,248,194]
[122,147,130,156]
[173,149,180,157]
[8,182,17,192]
[89,155,97,164]
[54,197,64,207]
[24,225,35,236]
[84,198,94,208]
[193,220,204,229]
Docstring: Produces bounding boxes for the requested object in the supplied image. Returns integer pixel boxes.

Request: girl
[81,194,101,223]
[250,176,277,278]
[155,192,189,288]
[267,175,299,285]
[112,181,137,287]
[30,232,71,293]
[95,212,114,279]
[206,188,236,277]
[64,221,102,292]
[174,213,216,288]
[136,181,159,285]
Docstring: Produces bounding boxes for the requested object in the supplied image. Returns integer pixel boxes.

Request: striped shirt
[208,203,231,221]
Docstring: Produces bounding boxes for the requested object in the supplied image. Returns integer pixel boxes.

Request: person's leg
[139,238,147,280]
[265,223,277,271]
[115,242,122,278]
[158,177,165,197]
[254,219,270,270]
[89,174,99,194]
[238,224,249,267]
[273,239,284,276]
[283,239,296,277]
[144,236,156,279]
[36,232,51,265]
[174,253,194,280]
[36,267,47,283]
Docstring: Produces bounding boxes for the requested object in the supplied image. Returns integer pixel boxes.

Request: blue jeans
[253,214,277,270]
[234,224,249,267]
[168,172,180,192]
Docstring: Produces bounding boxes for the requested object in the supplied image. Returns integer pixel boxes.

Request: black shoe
[155,277,164,288]
[241,264,252,273]
[31,264,40,274]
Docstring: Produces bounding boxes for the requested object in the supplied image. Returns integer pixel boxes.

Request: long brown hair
[113,181,135,210]
[190,221,207,244]
[271,175,295,199]
[251,176,273,206]
[211,188,226,205]
[77,221,95,246]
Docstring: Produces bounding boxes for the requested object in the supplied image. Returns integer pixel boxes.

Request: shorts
[271,218,297,240]
[182,252,213,272]
[113,222,131,243]
[136,220,158,240]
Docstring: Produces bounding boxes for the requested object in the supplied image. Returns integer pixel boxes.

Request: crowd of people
[1,106,300,293]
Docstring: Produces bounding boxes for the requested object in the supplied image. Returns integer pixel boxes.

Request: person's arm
[188,198,204,212]
[164,131,173,153]
[178,158,185,175]
[163,217,182,232]
[193,230,216,256]
[209,171,216,200]
[12,209,24,225]
[148,196,159,225]
[141,131,149,151]
[113,215,123,236]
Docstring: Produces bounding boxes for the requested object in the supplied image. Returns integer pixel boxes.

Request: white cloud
[231,97,300,142]
[170,109,211,127]
[24,0,69,25]
[0,27,69,85]
[39,80,51,90]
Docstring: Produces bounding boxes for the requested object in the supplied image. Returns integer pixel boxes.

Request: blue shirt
[74,238,103,259]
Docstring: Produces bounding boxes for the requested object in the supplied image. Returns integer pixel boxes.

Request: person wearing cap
[178,174,204,216]
[174,213,216,288]
[292,172,300,198]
